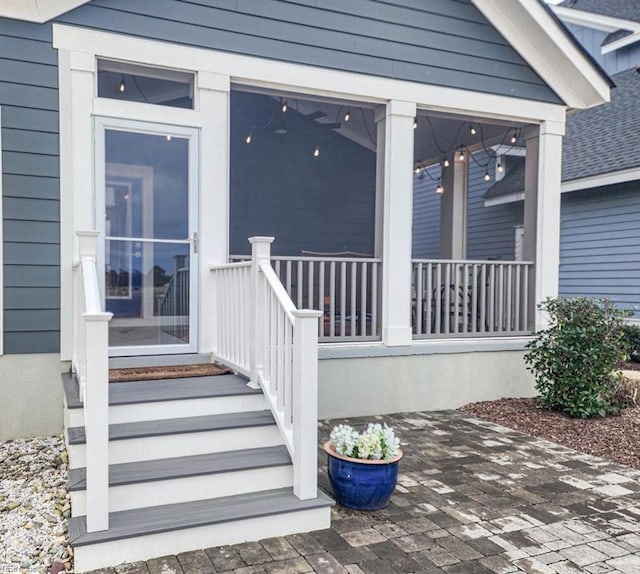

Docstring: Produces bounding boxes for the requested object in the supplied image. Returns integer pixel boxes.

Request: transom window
[97,60,195,109]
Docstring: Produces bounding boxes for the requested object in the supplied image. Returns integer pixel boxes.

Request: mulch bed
[459,397,640,470]
[109,363,231,382]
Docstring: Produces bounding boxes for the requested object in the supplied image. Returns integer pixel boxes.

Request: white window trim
[53,24,569,359]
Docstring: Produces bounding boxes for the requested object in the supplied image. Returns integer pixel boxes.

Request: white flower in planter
[329,423,401,461]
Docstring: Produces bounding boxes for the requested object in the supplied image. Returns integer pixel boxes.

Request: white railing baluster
[371,262,378,337]
[410,259,534,339]
[360,262,367,337]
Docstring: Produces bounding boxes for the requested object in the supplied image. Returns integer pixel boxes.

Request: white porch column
[439,150,467,259]
[199,72,230,354]
[380,100,416,347]
[523,120,565,330]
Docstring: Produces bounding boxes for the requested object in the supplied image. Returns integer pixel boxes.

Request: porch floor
[87,411,640,574]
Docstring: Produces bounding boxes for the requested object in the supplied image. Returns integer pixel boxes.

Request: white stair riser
[65,395,268,428]
[67,425,283,468]
[70,465,293,516]
[109,394,268,424]
[73,506,331,572]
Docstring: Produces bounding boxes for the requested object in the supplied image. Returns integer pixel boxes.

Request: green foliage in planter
[524,298,629,419]
[622,324,640,363]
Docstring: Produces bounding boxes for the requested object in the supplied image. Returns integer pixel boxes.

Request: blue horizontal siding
[559,182,640,317]
[412,167,441,259]
[0,0,562,354]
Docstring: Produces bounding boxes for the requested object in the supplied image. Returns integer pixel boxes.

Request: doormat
[109,363,232,383]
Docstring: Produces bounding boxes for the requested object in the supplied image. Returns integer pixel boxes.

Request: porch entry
[94,118,199,356]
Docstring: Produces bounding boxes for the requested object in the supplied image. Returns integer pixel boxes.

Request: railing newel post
[291,309,322,500]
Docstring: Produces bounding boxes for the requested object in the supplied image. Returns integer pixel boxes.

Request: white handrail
[73,231,112,533]
[211,237,321,500]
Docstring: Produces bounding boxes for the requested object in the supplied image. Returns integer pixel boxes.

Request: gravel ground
[460,397,640,470]
[0,435,71,573]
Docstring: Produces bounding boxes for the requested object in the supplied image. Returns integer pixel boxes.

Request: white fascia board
[484,192,524,207]
[490,145,526,157]
[0,0,90,23]
[484,166,640,207]
[552,6,640,34]
[602,31,640,55]
[562,166,640,193]
[472,0,611,110]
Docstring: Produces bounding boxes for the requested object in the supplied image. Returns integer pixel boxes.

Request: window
[97,60,194,109]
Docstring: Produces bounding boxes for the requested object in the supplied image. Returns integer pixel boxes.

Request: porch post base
[383,326,412,347]
[246,379,261,390]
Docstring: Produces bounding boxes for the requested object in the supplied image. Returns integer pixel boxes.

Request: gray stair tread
[67,410,275,445]
[62,372,82,409]
[69,488,334,546]
[62,372,255,410]
[109,374,259,405]
[68,445,291,491]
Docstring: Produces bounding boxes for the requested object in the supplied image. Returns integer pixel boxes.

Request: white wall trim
[473,0,611,110]
[490,145,527,157]
[484,192,525,207]
[0,0,89,23]
[52,24,566,126]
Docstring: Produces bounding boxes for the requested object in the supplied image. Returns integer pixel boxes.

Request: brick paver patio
[88,411,640,574]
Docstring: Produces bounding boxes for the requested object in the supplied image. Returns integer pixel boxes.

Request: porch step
[70,487,333,572]
[66,410,283,468]
[62,372,265,426]
[69,446,293,515]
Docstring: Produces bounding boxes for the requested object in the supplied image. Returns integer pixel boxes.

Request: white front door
[95,118,199,356]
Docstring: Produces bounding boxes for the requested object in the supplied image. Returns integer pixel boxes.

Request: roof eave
[0,0,90,23]
[472,0,612,110]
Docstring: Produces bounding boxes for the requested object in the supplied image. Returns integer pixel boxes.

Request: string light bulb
[470,125,477,136]
[484,170,491,182]
[458,148,465,161]
[443,158,450,168]
[344,109,351,122]
[281,99,288,113]
[119,76,126,93]
[414,163,422,174]
[245,133,252,144]
[413,118,418,129]
[166,135,172,142]
[313,145,320,158]
[497,161,504,173]
[510,131,518,145]
[436,180,444,195]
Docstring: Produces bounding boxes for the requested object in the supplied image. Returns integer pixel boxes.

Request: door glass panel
[104,128,193,350]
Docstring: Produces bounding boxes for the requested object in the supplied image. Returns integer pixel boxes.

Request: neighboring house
[0,0,609,570]
[425,0,640,318]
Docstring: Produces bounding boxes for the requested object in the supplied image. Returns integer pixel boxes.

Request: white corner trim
[601,31,640,55]
[52,23,566,125]
[0,0,89,23]
[484,191,525,207]
[553,5,640,34]
[472,0,611,110]
[562,166,640,193]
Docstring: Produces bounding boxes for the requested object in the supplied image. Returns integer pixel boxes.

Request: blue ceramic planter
[324,442,402,511]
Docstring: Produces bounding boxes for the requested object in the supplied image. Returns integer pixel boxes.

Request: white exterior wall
[318,348,535,419]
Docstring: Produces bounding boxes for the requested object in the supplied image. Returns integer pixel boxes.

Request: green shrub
[524,297,629,418]
[622,324,640,363]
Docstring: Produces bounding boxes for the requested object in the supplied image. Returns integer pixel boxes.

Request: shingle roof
[603,29,634,47]
[559,0,640,23]
[484,157,525,200]
[485,67,640,199]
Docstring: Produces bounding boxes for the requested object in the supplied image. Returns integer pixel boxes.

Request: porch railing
[231,255,382,341]
[212,238,321,499]
[412,259,534,338]
[72,231,112,532]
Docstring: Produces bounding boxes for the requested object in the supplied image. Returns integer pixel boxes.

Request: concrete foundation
[0,354,67,440]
